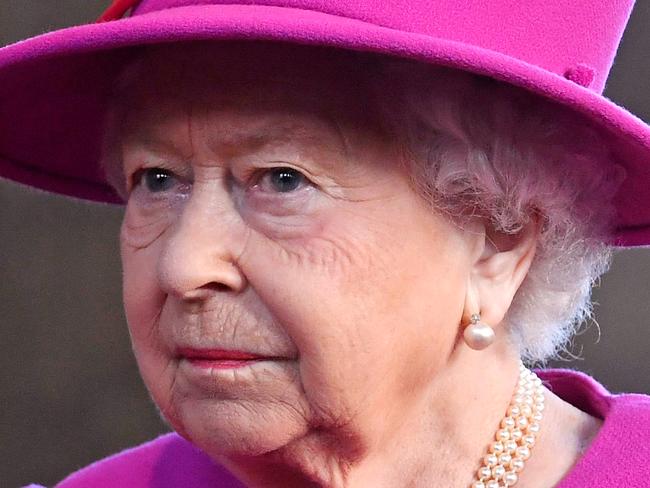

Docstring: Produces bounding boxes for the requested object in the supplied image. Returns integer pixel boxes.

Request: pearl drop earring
[463,313,495,350]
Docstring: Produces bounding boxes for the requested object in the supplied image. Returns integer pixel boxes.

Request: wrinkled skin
[115,43,602,488]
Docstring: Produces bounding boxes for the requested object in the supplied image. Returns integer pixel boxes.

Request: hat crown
[128,0,635,94]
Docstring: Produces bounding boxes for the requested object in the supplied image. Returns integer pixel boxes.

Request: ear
[463,215,540,328]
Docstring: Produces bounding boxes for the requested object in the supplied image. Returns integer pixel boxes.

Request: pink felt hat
[0,0,649,245]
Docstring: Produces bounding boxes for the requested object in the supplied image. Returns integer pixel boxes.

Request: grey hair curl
[364,56,625,364]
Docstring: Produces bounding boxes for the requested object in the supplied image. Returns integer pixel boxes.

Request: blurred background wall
[1,1,649,487]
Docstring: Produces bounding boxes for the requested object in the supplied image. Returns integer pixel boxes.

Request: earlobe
[460,278,496,350]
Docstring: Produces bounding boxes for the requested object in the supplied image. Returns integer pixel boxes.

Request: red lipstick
[177,348,267,369]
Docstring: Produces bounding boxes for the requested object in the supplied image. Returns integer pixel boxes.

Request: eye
[256,167,308,193]
[135,167,176,193]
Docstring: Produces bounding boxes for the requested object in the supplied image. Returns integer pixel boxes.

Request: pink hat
[0,0,649,245]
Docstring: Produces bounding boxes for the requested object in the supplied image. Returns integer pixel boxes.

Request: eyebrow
[126,115,348,169]
[209,121,341,153]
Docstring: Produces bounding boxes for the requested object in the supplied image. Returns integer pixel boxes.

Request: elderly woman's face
[118,44,476,460]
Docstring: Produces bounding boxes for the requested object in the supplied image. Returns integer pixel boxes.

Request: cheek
[237,202,469,423]
[120,198,180,333]
[120,195,180,249]
[121,223,165,339]
[120,229,187,434]
[120,217,173,389]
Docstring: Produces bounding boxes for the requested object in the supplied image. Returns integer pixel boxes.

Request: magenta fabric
[23,368,650,487]
[1,1,650,245]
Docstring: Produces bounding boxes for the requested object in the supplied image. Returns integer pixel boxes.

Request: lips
[177,347,281,369]
[178,348,265,360]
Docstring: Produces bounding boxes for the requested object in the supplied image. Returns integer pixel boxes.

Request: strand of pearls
[471,362,545,488]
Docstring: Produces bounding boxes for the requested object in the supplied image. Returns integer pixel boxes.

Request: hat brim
[1,4,649,246]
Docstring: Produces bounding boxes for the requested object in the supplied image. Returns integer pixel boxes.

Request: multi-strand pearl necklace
[471,362,545,488]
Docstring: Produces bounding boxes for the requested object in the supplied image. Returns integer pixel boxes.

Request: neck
[345,345,523,487]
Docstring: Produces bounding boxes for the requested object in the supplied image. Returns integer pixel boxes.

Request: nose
[158,190,248,300]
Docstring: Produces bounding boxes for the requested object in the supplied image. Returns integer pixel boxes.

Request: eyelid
[126,161,188,192]
[247,162,316,185]
[251,166,314,194]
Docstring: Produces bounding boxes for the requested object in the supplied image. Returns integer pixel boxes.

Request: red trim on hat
[97,0,141,22]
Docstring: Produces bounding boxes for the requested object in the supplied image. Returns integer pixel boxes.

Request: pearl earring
[463,313,495,350]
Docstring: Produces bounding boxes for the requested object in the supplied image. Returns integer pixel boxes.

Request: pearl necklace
[471,362,545,488]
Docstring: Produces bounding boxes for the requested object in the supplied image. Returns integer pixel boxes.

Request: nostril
[182,283,236,300]
[207,282,232,293]
[179,283,237,303]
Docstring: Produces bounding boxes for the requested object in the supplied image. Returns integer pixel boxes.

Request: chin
[172,398,310,457]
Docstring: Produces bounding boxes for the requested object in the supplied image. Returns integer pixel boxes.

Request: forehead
[113,42,387,162]
[119,41,377,125]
